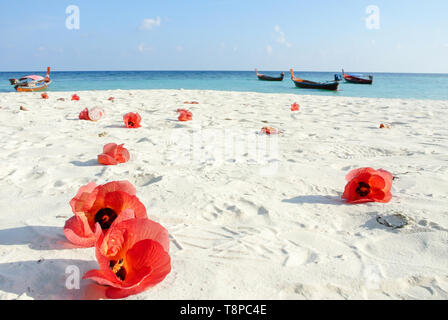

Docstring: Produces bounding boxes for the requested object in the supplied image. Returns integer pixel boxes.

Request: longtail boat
[342,69,373,84]
[9,67,52,92]
[290,69,339,91]
[255,69,284,81]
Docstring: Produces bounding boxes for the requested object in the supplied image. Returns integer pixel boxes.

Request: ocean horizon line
[1,69,448,76]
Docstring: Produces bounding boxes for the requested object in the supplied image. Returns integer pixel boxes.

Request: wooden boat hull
[292,79,339,90]
[257,74,284,81]
[290,68,339,91]
[255,69,284,81]
[342,70,373,84]
[15,81,51,92]
[343,76,373,84]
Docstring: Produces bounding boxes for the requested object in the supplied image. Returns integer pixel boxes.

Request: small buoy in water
[376,213,408,229]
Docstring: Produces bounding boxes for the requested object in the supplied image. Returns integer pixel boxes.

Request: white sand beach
[0,89,447,300]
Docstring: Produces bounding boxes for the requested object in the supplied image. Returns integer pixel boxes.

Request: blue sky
[1,0,447,72]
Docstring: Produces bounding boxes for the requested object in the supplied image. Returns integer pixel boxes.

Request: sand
[0,89,447,300]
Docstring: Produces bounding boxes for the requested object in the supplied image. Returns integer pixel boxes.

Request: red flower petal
[261,127,278,135]
[86,218,171,299]
[97,143,130,165]
[291,102,299,111]
[126,239,171,285]
[377,169,393,190]
[98,154,118,165]
[342,167,393,204]
[78,108,91,120]
[64,215,100,247]
[102,240,170,299]
[368,175,386,189]
[100,180,137,196]
[83,268,122,287]
[345,167,376,182]
[102,143,118,157]
[178,110,192,121]
[116,144,130,163]
[69,182,98,214]
[123,112,142,128]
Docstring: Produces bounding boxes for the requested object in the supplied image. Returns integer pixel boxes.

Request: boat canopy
[345,73,364,78]
[19,75,45,81]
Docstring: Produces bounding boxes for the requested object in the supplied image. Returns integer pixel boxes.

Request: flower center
[94,208,117,230]
[355,182,371,197]
[110,258,126,281]
[128,121,134,127]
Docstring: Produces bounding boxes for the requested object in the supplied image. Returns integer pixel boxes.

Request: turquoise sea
[1,71,447,100]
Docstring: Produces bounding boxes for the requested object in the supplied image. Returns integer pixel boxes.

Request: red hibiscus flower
[123,112,142,128]
[342,167,393,204]
[41,93,49,99]
[79,108,91,120]
[291,102,299,111]
[261,126,279,135]
[72,94,80,101]
[177,109,192,121]
[64,181,147,247]
[98,143,130,165]
[83,218,171,299]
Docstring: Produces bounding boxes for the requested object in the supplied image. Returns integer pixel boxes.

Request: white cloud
[266,45,273,56]
[139,17,161,31]
[138,43,153,53]
[274,25,291,47]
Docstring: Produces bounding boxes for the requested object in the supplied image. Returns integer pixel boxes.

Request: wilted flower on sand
[177,109,192,122]
[260,126,279,135]
[83,218,171,299]
[123,112,142,128]
[342,167,393,204]
[98,143,130,165]
[64,181,147,247]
